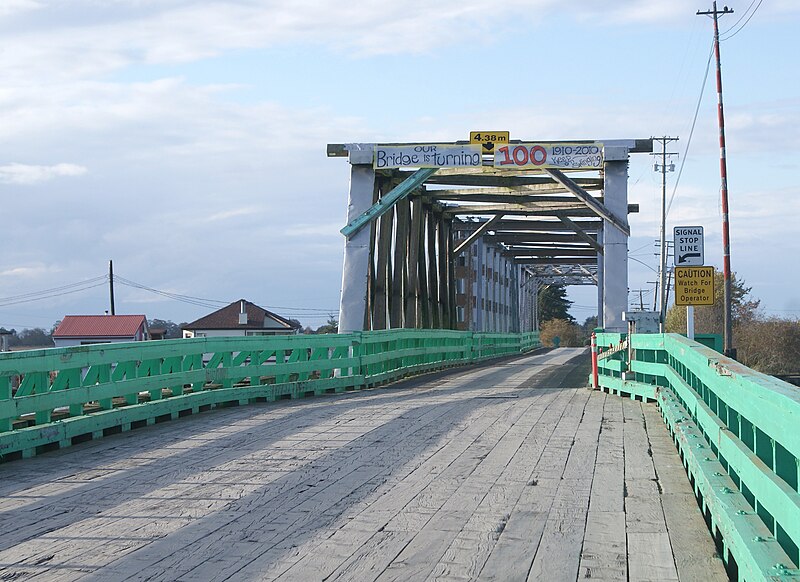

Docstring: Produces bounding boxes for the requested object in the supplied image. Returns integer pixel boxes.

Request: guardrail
[594,332,800,580]
[0,330,539,462]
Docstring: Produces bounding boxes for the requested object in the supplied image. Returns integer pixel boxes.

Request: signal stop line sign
[674,225,704,266]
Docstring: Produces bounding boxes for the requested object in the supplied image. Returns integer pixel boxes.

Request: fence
[594,332,800,581]
[0,330,539,461]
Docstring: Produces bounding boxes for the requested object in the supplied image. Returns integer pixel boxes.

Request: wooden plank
[622,397,657,481]
[579,511,627,581]
[626,495,668,533]
[526,478,592,581]
[270,360,559,581]
[627,532,679,581]
[589,396,625,513]
[372,395,552,580]
[525,389,600,582]
[643,405,728,581]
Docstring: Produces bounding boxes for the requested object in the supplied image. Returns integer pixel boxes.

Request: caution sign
[674,266,715,306]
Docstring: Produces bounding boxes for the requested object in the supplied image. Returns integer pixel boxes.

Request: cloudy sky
[0,0,797,331]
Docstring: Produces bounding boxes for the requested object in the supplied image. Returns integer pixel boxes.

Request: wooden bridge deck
[0,348,727,581]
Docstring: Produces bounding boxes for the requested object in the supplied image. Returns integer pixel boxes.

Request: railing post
[591,331,599,389]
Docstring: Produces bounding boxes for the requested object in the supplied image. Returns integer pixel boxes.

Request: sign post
[673,226,707,340]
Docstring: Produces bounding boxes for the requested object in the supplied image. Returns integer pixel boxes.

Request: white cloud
[0,0,713,85]
[0,163,87,184]
[203,206,262,223]
[0,0,41,17]
[0,264,56,278]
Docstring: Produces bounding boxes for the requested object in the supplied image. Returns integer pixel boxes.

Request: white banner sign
[493,143,603,170]
[374,144,483,169]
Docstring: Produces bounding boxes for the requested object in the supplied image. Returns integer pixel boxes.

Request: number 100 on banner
[494,143,603,170]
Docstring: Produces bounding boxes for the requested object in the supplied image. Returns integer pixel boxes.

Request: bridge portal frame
[331,139,652,333]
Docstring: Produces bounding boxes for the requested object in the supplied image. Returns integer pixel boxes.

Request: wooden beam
[341,168,437,238]
[483,219,603,232]
[406,200,423,328]
[444,201,586,214]
[504,248,598,258]
[424,183,602,197]
[418,204,431,328]
[545,168,630,236]
[391,198,410,328]
[426,210,440,328]
[446,219,457,328]
[425,174,603,188]
[372,205,394,330]
[444,206,632,217]
[453,215,502,256]
[439,216,452,328]
[484,232,596,245]
[423,194,603,205]
[513,257,597,265]
[557,215,604,254]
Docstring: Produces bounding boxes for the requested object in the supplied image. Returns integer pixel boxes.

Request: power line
[114,276,227,309]
[667,38,715,217]
[720,0,762,40]
[115,275,338,314]
[0,276,106,307]
[0,273,338,317]
[0,275,107,304]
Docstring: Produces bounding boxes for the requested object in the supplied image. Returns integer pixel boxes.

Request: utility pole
[109,260,116,316]
[698,2,735,357]
[651,136,678,330]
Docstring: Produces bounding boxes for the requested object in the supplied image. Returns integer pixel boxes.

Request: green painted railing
[594,332,800,581]
[0,330,539,461]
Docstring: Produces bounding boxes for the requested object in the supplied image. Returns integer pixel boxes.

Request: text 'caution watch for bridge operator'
[674,266,715,306]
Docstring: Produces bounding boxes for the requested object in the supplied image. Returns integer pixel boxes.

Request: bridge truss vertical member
[372,176,395,330]
[390,197,410,329]
[338,147,376,333]
[601,146,631,332]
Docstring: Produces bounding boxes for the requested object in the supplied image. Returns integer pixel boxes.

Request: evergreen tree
[315,316,339,334]
[538,284,575,324]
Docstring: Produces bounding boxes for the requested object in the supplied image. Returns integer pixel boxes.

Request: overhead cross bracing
[330,139,652,333]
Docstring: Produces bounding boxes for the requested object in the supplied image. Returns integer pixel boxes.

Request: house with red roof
[52,315,149,348]
[182,300,300,338]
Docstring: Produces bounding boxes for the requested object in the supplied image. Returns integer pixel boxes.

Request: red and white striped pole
[591,331,599,389]
[700,1,735,358]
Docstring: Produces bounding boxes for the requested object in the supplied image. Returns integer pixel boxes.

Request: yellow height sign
[470,131,509,154]
[674,266,715,306]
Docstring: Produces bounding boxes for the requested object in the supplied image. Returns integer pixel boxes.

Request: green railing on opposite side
[0,329,540,461]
